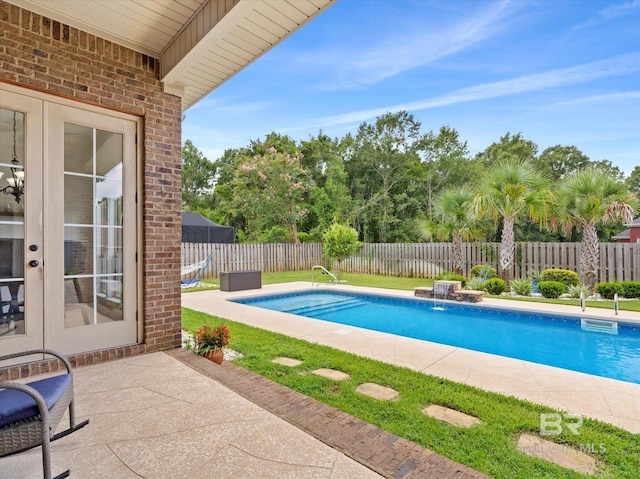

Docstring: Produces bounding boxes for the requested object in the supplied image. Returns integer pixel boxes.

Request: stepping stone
[312,368,350,381]
[517,434,596,475]
[422,405,482,428]
[272,357,302,367]
[355,382,399,401]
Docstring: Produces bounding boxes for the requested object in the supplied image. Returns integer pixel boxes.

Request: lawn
[182,307,640,479]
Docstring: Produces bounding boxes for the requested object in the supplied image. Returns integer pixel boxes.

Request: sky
[182,0,640,176]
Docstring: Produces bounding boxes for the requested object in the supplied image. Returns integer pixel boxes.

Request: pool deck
[182,282,640,434]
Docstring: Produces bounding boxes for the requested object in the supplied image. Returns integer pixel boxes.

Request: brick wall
[0,0,182,376]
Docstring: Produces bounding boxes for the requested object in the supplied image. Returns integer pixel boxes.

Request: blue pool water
[232,290,640,384]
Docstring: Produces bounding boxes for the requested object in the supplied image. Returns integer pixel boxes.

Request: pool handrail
[311,265,338,286]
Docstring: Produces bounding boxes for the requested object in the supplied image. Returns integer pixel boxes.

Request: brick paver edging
[169,348,491,479]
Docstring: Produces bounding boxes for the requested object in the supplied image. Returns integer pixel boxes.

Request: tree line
[182,111,640,260]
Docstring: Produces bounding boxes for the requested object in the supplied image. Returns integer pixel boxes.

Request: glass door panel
[46,102,137,354]
[0,109,25,336]
[0,89,44,357]
[63,123,125,327]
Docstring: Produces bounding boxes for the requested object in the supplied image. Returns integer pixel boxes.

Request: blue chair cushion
[0,374,72,428]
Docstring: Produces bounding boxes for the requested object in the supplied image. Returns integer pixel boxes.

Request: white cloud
[313,0,519,91]
[293,52,640,130]
[570,0,640,31]
[556,91,640,106]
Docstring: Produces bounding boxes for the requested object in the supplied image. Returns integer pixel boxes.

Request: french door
[0,85,139,357]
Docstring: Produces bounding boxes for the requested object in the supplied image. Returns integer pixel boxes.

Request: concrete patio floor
[182,282,640,434]
[1,350,386,479]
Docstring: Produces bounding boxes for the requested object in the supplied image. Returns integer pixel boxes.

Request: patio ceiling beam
[160,0,334,111]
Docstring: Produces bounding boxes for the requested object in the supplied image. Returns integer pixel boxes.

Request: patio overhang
[4,0,334,111]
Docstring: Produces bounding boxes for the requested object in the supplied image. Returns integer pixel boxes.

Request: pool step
[581,318,618,335]
[285,298,366,316]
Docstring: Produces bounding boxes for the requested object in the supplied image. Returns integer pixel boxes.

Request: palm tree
[553,168,639,287]
[472,159,551,279]
[419,186,481,275]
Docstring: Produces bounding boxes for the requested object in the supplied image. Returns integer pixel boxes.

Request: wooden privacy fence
[181,242,324,278]
[181,242,639,283]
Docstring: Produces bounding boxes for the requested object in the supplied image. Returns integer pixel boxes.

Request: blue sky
[182,0,640,176]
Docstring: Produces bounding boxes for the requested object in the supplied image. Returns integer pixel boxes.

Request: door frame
[0,82,144,357]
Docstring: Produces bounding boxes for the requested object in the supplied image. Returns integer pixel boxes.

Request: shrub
[538,281,565,299]
[595,282,625,300]
[297,231,311,243]
[484,278,507,295]
[620,281,640,299]
[465,276,485,291]
[526,268,543,282]
[322,222,362,280]
[509,278,532,296]
[435,271,467,287]
[470,264,496,281]
[566,284,592,299]
[540,269,579,288]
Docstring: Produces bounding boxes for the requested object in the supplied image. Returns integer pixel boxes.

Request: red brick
[0,0,182,375]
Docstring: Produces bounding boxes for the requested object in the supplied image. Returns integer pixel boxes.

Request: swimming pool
[232,290,640,384]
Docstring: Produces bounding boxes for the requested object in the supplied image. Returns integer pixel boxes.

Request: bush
[538,281,565,299]
[620,281,640,298]
[526,268,543,282]
[470,264,496,280]
[435,271,467,287]
[540,269,579,287]
[595,282,625,300]
[465,276,485,291]
[297,231,311,243]
[566,284,592,299]
[509,278,532,296]
[484,278,507,295]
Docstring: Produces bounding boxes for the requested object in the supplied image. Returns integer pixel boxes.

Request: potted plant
[527,268,543,294]
[193,324,230,364]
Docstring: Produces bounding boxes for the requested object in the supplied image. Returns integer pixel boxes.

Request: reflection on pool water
[232,290,640,384]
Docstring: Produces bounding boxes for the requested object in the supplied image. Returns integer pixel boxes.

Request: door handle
[29,259,40,267]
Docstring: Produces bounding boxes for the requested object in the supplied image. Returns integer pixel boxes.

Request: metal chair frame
[0,349,89,479]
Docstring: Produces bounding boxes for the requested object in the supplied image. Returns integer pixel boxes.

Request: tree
[322,222,362,280]
[181,140,216,210]
[591,159,625,183]
[418,186,481,274]
[537,145,590,181]
[472,159,551,279]
[347,111,423,242]
[309,156,354,240]
[626,165,640,196]
[417,126,475,215]
[553,168,639,287]
[231,147,311,243]
[475,132,537,168]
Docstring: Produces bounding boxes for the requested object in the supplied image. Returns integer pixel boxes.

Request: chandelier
[0,112,24,204]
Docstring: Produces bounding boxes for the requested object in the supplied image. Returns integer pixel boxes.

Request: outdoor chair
[181,254,212,288]
[0,349,89,479]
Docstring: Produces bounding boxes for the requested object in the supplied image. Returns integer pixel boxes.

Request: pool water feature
[232,290,640,384]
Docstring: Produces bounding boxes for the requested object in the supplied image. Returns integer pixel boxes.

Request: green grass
[200,270,434,290]
[182,307,639,479]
